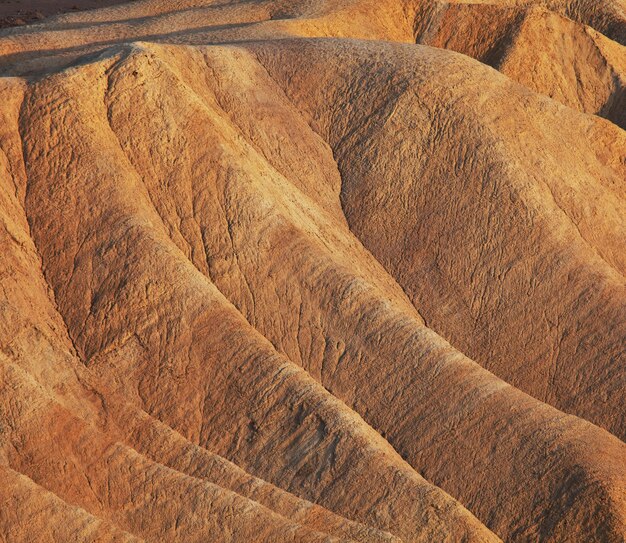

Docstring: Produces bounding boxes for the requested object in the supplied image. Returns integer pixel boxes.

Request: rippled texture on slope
[0,1,625,542]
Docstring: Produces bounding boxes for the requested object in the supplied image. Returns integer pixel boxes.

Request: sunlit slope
[1,0,624,124]
[0,1,624,542]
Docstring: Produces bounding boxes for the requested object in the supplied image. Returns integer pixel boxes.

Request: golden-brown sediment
[0,1,624,542]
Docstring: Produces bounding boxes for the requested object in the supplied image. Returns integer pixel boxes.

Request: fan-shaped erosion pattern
[0,1,624,542]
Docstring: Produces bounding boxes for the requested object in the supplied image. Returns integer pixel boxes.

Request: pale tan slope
[30,0,626,46]
[253,38,626,440]
[541,0,626,43]
[9,39,624,542]
[0,0,416,75]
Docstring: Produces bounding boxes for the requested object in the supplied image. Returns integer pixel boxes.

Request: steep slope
[0,49,496,543]
[414,2,626,128]
[0,1,624,542]
[252,37,626,439]
[8,38,625,541]
[0,78,406,543]
[13,45,500,543]
[0,0,624,128]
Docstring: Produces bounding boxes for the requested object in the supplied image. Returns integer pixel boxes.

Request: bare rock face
[0,1,624,542]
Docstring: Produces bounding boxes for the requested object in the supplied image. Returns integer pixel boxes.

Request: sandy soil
[0,0,133,27]
[0,1,624,542]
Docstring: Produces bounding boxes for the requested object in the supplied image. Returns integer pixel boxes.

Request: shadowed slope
[414,2,626,128]
[252,38,626,439]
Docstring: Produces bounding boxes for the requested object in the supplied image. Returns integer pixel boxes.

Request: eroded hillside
[0,1,624,542]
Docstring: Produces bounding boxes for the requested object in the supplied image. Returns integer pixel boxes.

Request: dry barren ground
[0,1,624,542]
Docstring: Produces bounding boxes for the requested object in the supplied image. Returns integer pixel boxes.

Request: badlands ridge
[0,0,625,541]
